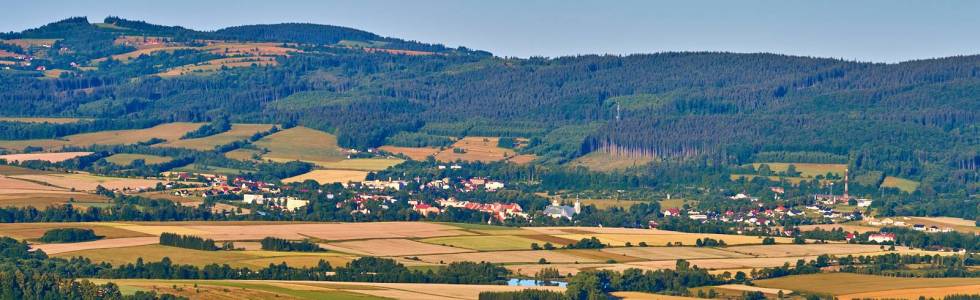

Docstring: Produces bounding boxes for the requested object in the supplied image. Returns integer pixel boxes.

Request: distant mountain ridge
[0,17,977,198]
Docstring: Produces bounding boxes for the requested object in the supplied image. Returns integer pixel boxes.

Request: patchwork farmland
[3,221,948,282]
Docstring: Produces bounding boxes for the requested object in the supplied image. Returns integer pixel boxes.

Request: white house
[243,194,265,204]
[868,233,896,243]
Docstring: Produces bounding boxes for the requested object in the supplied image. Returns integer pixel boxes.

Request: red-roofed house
[869,233,896,243]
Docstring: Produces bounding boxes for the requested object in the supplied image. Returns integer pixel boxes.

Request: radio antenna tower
[615,103,621,121]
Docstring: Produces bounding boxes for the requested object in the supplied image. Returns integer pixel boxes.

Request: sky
[3,0,979,63]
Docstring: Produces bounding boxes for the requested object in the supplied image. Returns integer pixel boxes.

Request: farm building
[868,233,896,243]
[543,199,580,220]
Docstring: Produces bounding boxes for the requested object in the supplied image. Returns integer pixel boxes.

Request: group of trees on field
[260,237,323,252]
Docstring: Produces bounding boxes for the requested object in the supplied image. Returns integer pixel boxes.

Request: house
[283,198,309,210]
[730,193,758,201]
[688,214,708,220]
[484,181,505,191]
[845,232,856,242]
[868,233,896,243]
[412,203,441,216]
[543,199,580,220]
[912,224,926,231]
[856,199,873,207]
[787,209,804,216]
[770,187,785,194]
[663,208,681,217]
[243,194,265,204]
[363,180,407,191]
[648,220,659,229]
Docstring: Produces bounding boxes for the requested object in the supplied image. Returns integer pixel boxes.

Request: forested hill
[0,17,977,196]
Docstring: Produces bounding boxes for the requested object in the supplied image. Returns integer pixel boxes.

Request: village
[154,163,958,248]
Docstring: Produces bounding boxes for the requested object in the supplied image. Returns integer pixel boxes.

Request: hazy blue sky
[3,0,979,62]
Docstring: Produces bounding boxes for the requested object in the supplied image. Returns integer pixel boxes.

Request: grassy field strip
[754,273,980,297]
[413,249,601,264]
[87,278,563,300]
[247,126,347,164]
[568,151,655,172]
[903,216,980,233]
[881,176,920,192]
[729,174,831,185]
[104,153,172,165]
[86,279,385,300]
[839,284,980,300]
[381,137,536,164]
[611,291,701,299]
[555,233,782,247]
[623,256,823,271]
[97,222,211,236]
[711,284,791,295]
[323,238,475,256]
[600,246,751,261]
[749,163,846,177]
[54,244,358,269]
[0,117,87,124]
[722,244,905,258]
[35,237,159,254]
[316,158,406,171]
[378,146,441,160]
[9,173,176,191]
[419,235,545,251]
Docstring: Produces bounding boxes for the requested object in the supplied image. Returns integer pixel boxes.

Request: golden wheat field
[0,152,93,163]
[435,137,519,162]
[754,273,980,298]
[282,169,368,184]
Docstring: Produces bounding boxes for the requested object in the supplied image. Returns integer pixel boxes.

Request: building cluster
[243,194,309,211]
[866,217,954,233]
[663,193,863,227]
[420,177,505,192]
[200,176,280,198]
[337,194,398,215]
[405,198,528,222]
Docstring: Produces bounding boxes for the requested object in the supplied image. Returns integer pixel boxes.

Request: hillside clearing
[749,163,847,178]
[244,126,346,165]
[569,151,655,172]
[0,117,86,124]
[104,153,172,165]
[0,122,204,151]
[881,176,920,192]
[377,146,441,160]
[157,123,274,151]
